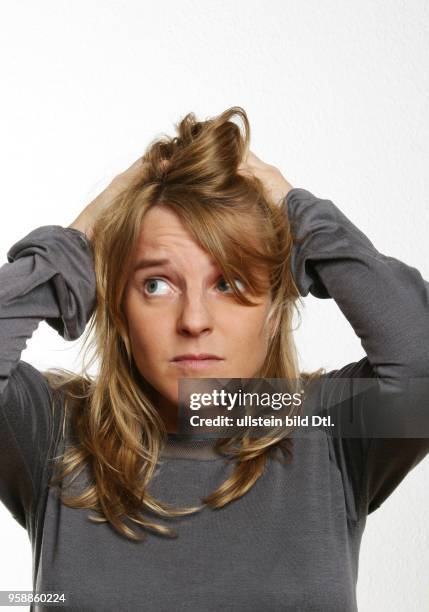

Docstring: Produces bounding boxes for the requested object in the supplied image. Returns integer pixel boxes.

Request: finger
[237,163,253,177]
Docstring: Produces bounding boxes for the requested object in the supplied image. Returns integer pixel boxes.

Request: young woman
[1,106,428,611]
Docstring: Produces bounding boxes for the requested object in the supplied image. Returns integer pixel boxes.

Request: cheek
[123,295,164,361]
[128,316,166,361]
[241,303,271,336]
[228,307,271,354]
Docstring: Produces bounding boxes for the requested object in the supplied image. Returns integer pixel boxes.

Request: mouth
[170,357,224,370]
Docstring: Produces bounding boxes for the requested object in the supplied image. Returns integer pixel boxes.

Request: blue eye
[217,276,246,293]
[143,278,170,295]
[142,276,246,297]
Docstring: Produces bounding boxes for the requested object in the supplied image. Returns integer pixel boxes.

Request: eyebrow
[132,256,219,275]
[132,258,173,273]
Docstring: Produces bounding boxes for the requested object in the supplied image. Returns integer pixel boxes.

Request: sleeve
[285,188,429,521]
[0,225,96,529]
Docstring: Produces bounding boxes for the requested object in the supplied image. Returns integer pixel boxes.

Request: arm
[285,187,429,520]
[0,226,96,528]
[0,155,146,529]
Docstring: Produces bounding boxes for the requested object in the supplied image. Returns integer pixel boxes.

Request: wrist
[68,209,94,241]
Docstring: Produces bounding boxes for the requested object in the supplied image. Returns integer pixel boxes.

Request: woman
[0,106,428,611]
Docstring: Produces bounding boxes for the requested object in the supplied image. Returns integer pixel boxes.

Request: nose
[177,291,213,337]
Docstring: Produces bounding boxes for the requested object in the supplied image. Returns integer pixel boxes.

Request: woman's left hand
[237,150,294,205]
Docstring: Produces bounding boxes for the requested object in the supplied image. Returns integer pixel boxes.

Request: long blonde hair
[45,106,323,541]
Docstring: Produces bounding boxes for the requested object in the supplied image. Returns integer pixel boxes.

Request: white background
[0,1,428,611]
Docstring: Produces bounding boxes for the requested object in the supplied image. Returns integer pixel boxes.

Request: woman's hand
[69,150,292,241]
[237,150,294,205]
[68,156,147,242]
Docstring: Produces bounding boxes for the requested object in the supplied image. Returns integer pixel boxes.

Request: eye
[143,278,171,296]
[142,276,246,297]
[217,276,246,294]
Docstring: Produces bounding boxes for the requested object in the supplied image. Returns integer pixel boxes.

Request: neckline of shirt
[162,433,228,460]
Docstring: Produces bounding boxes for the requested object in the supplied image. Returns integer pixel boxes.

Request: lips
[171,354,224,370]
[172,354,222,361]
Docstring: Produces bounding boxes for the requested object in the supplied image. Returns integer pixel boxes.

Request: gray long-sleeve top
[0,188,428,611]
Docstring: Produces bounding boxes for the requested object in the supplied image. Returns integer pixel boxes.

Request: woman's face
[122,205,273,422]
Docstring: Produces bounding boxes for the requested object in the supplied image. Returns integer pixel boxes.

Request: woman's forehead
[138,205,187,238]
[131,208,218,271]
[130,202,268,280]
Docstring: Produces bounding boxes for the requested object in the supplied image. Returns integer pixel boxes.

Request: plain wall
[0,1,428,610]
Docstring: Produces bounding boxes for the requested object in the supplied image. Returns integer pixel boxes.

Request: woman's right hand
[68,156,147,241]
[238,150,294,206]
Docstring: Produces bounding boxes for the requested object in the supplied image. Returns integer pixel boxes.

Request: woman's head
[48,106,316,541]
[122,203,275,424]
[93,107,300,411]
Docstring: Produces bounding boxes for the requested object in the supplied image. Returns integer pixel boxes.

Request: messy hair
[45,106,323,541]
